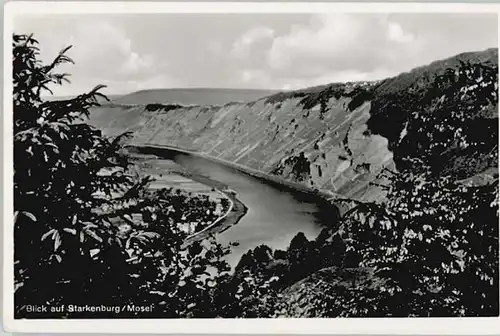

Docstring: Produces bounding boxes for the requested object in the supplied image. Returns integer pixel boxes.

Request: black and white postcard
[3,1,500,334]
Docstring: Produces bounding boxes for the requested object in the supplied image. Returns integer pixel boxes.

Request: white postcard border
[3,1,500,334]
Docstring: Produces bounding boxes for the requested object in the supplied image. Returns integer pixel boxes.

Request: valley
[12,10,500,321]
[90,49,498,210]
[86,48,499,317]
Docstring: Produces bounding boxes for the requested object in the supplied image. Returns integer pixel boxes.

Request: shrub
[13,33,232,318]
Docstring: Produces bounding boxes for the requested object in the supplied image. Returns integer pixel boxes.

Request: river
[135,147,338,267]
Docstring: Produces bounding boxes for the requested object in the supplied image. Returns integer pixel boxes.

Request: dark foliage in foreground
[335,61,499,317]
[13,33,234,318]
[13,33,499,318]
[215,59,499,317]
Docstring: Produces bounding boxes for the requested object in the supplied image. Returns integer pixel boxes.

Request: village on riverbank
[126,150,247,241]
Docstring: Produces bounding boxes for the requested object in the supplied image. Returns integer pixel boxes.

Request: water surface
[141,147,337,267]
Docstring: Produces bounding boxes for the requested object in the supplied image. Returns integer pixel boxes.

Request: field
[138,157,222,199]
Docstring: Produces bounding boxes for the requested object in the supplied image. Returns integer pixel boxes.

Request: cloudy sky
[14,13,498,96]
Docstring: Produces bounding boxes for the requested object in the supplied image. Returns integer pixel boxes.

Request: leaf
[41,84,54,95]
[41,229,56,241]
[63,228,77,235]
[140,231,160,241]
[93,91,110,102]
[89,249,100,258]
[53,230,62,251]
[21,211,36,222]
[81,221,98,229]
[84,229,103,243]
[90,84,107,94]
[45,142,59,154]
[59,45,73,56]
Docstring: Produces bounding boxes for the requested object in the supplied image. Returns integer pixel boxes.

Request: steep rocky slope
[91,90,394,204]
[90,48,498,205]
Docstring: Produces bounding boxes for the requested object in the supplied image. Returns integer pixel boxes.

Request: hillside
[109,88,279,106]
[43,94,121,102]
[89,48,498,207]
[15,24,498,320]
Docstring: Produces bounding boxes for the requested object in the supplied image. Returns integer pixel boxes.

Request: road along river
[133,146,340,268]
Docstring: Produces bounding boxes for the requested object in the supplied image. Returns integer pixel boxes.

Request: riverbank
[129,151,249,242]
[129,144,341,219]
[182,170,248,244]
[130,146,341,268]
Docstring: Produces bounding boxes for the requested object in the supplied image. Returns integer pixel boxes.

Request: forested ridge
[13,33,498,318]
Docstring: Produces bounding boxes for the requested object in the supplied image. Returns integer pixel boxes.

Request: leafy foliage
[211,229,346,317]
[13,33,232,318]
[335,168,498,316]
[333,60,499,317]
[13,33,498,319]
[211,60,499,318]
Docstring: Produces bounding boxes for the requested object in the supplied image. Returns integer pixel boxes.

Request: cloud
[227,13,496,90]
[98,74,172,94]
[386,22,415,44]
[14,13,498,95]
[266,14,419,74]
[231,26,275,59]
[238,68,273,87]
[65,20,158,78]
[14,16,168,96]
[227,14,415,89]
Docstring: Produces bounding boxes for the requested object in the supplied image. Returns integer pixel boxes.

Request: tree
[333,61,499,317]
[13,33,232,318]
[14,33,139,313]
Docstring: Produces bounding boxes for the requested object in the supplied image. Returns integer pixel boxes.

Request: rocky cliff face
[89,48,498,204]
[92,89,394,203]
